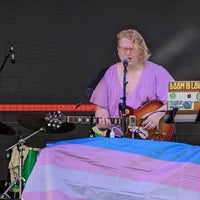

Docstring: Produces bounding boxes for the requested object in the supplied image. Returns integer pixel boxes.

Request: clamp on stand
[0,127,45,199]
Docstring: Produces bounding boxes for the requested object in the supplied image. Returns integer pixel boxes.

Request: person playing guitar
[89,29,175,140]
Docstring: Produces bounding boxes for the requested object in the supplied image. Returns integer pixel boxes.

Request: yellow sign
[169,81,200,92]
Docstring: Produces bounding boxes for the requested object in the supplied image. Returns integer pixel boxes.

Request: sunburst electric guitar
[45,100,174,141]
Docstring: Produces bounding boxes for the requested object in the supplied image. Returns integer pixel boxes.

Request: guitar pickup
[128,115,136,129]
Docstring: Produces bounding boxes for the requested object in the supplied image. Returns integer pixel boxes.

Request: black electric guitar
[45,100,174,141]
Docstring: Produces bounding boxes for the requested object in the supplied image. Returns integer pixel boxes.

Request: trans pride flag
[22,137,200,200]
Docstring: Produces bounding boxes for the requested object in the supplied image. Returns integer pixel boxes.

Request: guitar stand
[0,128,45,199]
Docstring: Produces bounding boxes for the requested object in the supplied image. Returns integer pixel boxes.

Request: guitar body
[123,101,174,141]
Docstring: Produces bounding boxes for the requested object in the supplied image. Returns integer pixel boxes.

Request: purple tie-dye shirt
[90,61,174,118]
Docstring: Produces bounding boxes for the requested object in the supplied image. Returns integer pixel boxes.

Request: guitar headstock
[45,111,66,129]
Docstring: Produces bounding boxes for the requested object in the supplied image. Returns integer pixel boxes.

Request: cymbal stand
[0,127,45,199]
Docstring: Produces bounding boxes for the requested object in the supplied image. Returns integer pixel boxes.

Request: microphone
[10,43,15,64]
[123,58,129,67]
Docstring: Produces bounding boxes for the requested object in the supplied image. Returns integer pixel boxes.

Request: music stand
[0,128,45,199]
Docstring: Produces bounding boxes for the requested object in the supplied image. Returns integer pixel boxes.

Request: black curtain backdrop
[0,0,200,180]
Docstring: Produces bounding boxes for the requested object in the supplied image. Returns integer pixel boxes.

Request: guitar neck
[66,115,123,125]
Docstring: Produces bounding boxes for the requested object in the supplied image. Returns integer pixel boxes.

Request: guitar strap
[85,66,110,97]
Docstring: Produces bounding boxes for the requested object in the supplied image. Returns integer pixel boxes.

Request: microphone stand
[0,128,45,199]
[0,50,10,74]
[119,61,128,137]
[0,42,14,74]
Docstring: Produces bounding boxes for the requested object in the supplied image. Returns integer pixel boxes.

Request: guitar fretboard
[67,116,97,124]
[66,116,135,126]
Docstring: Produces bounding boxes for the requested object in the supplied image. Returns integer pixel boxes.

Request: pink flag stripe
[50,138,200,164]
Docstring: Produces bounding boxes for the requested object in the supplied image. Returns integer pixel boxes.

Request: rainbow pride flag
[22,137,200,200]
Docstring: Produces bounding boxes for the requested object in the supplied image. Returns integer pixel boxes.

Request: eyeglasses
[118,47,134,53]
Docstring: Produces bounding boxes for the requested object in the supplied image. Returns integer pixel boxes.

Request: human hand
[96,117,111,131]
[141,112,162,130]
